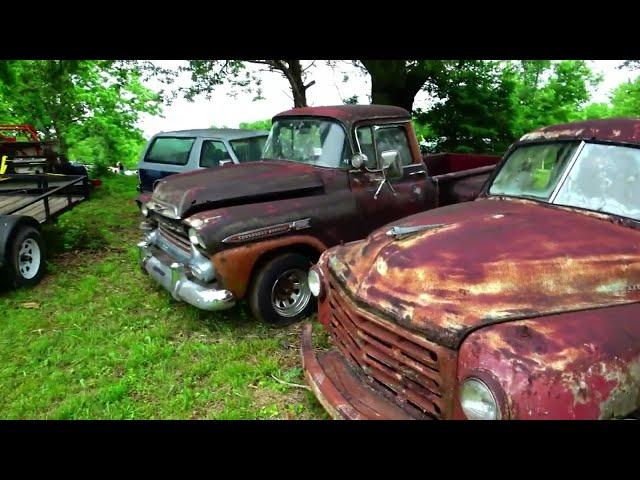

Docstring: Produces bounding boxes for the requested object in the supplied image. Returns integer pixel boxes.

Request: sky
[137,60,639,139]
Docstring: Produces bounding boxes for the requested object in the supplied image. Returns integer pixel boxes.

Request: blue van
[136,128,269,193]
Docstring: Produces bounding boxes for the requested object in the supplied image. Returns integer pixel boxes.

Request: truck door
[349,123,432,233]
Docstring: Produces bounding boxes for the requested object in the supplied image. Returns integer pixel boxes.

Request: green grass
[0,175,329,419]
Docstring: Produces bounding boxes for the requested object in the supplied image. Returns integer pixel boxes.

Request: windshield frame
[261,116,353,169]
[485,138,640,224]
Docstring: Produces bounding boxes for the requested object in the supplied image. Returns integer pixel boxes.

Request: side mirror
[380,150,402,176]
[351,153,367,170]
[219,159,233,166]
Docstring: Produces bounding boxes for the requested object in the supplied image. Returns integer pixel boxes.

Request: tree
[609,77,640,117]
[358,60,445,112]
[0,60,162,170]
[184,60,316,108]
[510,60,601,136]
[239,119,272,131]
[415,61,517,153]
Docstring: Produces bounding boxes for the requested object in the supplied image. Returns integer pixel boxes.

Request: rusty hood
[328,198,640,349]
[151,160,325,218]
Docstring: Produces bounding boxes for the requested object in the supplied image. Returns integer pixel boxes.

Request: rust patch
[212,235,327,299]
[457,304,640,419]
[325,197,640,349]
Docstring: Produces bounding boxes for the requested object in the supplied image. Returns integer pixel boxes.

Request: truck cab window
[356,126,379,169]
[200,140,231,167]
[374,126,412,178]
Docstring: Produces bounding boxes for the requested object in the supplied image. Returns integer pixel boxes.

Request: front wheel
[3,225,46,288]
[249,252,316,326]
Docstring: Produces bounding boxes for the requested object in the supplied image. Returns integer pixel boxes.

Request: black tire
[249,252,316,326]
[4,225,46,289]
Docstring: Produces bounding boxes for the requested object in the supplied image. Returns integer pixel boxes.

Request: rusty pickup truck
[302,118,640,420]
[137,105,499,325]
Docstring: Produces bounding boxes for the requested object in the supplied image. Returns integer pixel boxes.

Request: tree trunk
[51,123,68,155]
[362,60,436,112]
[269,60,314,108]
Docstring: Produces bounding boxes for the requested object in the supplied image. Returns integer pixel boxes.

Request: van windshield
[145,137,195,165]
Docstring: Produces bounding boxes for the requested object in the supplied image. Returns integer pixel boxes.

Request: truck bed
[0,194,84,223]
[433,164,496,207]
[0,174,89,223]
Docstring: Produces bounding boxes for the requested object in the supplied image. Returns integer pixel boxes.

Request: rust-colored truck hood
[329,197,640,349]
[151,160,325,218]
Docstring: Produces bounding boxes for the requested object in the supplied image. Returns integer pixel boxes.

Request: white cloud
[137,60,638,139]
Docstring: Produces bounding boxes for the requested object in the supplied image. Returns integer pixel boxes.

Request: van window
[200,140,232,167]
[230,136,267,162]
[145,137,195,165]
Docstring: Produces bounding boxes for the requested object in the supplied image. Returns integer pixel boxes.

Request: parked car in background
[136,128,269,194]
[136,105,500,326]
[302,118,640,420]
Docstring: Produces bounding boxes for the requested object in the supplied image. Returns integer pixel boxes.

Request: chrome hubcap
[271,268,311,317]
[18,238,41,280]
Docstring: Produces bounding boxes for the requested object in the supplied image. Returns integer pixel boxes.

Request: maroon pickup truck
[303,118,640,420]
[137,105,499,325]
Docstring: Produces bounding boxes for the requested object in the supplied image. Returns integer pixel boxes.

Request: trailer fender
[0,215,41,269]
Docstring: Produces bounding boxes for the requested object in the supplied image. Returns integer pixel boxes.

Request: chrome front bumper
[137,240,235,312]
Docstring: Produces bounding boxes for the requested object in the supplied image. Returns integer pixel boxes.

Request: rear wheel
[249,252,316,326]
[3,225,45,288]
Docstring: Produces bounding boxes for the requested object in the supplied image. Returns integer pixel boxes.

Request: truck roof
[274,105,410,127]
[154,128,269,140]
[520,118,640,145]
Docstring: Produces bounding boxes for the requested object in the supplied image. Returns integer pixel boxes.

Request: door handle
[409,170,426,176]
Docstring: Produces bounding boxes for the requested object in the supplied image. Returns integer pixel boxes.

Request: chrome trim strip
[221,218,311,244]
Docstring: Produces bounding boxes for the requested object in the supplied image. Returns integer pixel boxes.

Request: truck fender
[456,304,640,419]
[0,215,41,269]
[211,235,327,299]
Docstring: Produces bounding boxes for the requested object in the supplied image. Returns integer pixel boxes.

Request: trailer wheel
[249,252,316,326]
[5,225,45,288]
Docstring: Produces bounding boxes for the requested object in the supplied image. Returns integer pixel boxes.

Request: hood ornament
[386,223,447,240]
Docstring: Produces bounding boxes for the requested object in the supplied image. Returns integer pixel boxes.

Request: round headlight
[188,228,206,249]
[308,267,323,298]
[460,378,501,420]
[140,203,149,217]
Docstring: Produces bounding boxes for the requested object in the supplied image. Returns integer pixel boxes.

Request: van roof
[153,128,269,140]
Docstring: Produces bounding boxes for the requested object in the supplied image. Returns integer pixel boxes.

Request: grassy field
[0,175,329,419]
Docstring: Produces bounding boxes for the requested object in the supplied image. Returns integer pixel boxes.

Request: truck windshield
[489,141,640,221]
[263,119,350,168]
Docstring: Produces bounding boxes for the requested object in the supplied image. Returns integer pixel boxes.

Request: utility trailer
[0,173,89,289]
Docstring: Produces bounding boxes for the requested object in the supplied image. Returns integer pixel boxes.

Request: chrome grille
[157,220,190,254]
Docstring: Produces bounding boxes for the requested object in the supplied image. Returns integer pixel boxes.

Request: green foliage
[0,60,161,171]
[577,102,614,120]
[417,61,517,153]
[415,60,603,153]
[238,119,272,131]
[510,60,601,136]
[609,77,640,117]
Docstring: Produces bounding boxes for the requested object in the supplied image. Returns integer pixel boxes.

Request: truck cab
[302,118,640,420]
[137,105,500,326]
